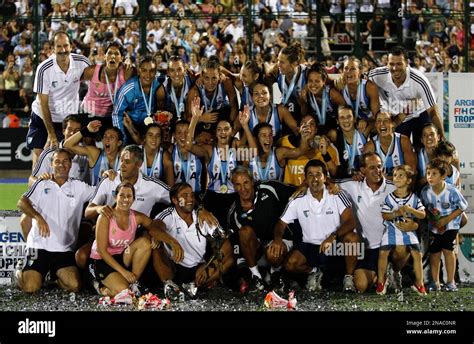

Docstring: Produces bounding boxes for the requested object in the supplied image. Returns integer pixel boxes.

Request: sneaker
[92,280,101,295]
[427,281,441,292]
[343,274,356,292]
[239,278,249,294]
[445,282,458,292]
[306,270,323,291]
[411,284,427,296]
[249,275,265,293]
[130,282,142,298]
[10,260,22,288]
[164,280,185,301]
[270,271,285,292]
[376,278,389,295]
[392,271,402,292]
[182,282,198,299]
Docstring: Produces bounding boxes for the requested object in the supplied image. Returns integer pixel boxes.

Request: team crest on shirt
[357,196,362,203]
[44,188,50,194]
[441,202,450,209]
[112,190,116,197]
[176,227,181,235]
[51,81,58,88]
[303,210,310,218]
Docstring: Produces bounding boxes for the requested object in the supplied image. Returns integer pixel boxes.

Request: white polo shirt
[156,207,219,268]
[368,66,437,121]
[280,187,352,245]
[24,178,95,252]
[338,178,395,249]
[90,172,170,216]
[32,53,90,123]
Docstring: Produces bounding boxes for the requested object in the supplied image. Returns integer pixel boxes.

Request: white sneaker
[343,274,356,292]
[10,259,23,287]
[306,270,323,291]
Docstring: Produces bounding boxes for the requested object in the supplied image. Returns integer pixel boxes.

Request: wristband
[80,126,93,138]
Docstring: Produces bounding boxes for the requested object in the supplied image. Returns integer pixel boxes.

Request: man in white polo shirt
[27,31,90,167]
[154,182,234,299]
[15,148,95,293]
[276,159,358,292]
[368,46,444,148]
[337,152,397,293]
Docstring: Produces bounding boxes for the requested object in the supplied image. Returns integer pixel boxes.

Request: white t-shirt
[90,172,170,216]
[281,187,351,245]
[156,208,220,268]
[24,179,94,252]
[114,0,138,15]
[32,53,90,123]
[338,178,396,249]
[368,66,437,121]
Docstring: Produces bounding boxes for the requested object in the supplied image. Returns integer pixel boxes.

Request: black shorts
[355,248,379,272]
[293,242,330,268]
[395,111,431,149]
[26,112,64,150]
[23,249,76,278]
[92,254,127,282]
[174,264,199,285]
[429,230,458,253]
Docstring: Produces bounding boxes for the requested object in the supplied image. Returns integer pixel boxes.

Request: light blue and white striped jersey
[420,183,468,234]
[140,146,164,179]
[381,192,424,246]
[248,104,281,139]
[342,79,372,120]
[207,146,237,193]
[172,144,203,193]
[249,148,282,182]
[373,133,404,176]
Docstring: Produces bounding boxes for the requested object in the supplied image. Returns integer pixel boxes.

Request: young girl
[377,165,427,295]
[421,159,468,292]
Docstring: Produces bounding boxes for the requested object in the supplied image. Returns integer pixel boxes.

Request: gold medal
[220,184,228,193]
[144,116,153,125]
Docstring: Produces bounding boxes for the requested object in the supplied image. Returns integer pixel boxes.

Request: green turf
[0,184,27,210]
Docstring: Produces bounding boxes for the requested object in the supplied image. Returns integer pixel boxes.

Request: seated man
[154,182,234,299]
[228,165,297,292]
[14,149,95,293]
[279,159,358,292]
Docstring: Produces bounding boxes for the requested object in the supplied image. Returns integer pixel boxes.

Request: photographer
[2,54,20,112]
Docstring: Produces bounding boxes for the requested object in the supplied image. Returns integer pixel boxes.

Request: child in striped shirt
[377,165,426,295]
[421,159,468,292]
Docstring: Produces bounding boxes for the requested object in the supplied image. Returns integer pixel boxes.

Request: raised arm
[63,120,102,167]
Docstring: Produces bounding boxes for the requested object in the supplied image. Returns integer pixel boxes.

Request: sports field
[1,281,473,312]
[0,183,27,210]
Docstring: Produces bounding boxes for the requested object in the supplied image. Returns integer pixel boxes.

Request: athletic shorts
[429,230,458,253]
[23,249,76,278]
[92,254,127,282]
[26,112,64,150]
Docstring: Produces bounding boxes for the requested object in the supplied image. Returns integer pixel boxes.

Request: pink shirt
[82,64,126,117]
[90,210,138,259]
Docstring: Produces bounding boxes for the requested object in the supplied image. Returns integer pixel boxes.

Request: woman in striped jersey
[363,112,417,179]
[185,97,255,227]
[340,57,380,135]
[139,124,174,185]
[298,63,345,135]
[64,120,123,186]
[328,106,367,179]
[169,119,205,196]
[248,122,310,182]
